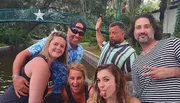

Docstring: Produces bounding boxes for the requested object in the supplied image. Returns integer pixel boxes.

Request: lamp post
[115,0,122,21]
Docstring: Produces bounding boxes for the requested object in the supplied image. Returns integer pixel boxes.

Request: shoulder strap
[85,84,89,101]
[36,54,48,63]
[65,85,77,103]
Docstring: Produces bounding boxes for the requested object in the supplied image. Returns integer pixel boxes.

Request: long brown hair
[88,64,129,103]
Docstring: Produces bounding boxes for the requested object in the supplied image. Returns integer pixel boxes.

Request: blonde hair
[40,31,67,65]
[68,62,87,80]
[87,64,129,103]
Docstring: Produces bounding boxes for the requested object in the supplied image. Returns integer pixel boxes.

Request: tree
[136,0,160,14]
[174,2,180,38]
[128,0,143,19]
[159,0,168,23]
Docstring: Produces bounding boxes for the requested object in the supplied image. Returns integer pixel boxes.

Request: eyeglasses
[70,27,85,36]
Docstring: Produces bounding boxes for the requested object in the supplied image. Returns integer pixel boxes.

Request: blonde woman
[61,62,93,103]
[0,31,67,103]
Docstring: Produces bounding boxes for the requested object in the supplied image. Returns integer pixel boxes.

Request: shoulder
[160,37,180,47]
[168,37,180,43]
[51,60,68,75]
[87,96,96,103]
[88,84,93,91]
[161,37,179,43]
[25,56,50,77]
[61,87,69,103]
[77,44,84,51]
[129,97,141,103]
[88,85,94,96]
[102,41,109,46]
[28,37,48,55]
[52,60,67,67]
[30,56,49,69]
[123,41,136,50]
[101,41,109,50]
[87,100,95,103]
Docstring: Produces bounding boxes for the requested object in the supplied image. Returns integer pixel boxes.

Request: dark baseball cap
[70,19,86,33]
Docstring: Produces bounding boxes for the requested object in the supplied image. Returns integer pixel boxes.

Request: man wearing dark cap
[11,19,87,102]
[67,19,86,64]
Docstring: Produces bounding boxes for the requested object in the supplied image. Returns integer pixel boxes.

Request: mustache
[110,41,118,46]
[139,33,148,36]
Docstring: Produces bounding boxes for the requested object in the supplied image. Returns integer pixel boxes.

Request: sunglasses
[70,27,85,36]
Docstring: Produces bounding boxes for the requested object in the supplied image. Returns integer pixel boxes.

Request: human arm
[12,49,32,97]
[143,38,180,79]
[28,58,50,103]
[12,37,47,97]
[123,52,137,81]
[143,66,180,80]
[95,17,104,48]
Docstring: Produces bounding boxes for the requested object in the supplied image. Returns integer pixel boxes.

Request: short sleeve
[28,37,48,56]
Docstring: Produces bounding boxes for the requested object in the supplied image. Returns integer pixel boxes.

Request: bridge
[0,8,108,34]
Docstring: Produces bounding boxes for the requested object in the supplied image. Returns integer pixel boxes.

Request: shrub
[174,3,180,38]
[0,26,31,46]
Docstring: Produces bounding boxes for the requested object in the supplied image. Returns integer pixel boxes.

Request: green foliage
[83,30,97,46]
[0,43,7,47]
[132,44,142,55]
[136,0,160,14]
[174,3,180,38]
[0,26,31,46]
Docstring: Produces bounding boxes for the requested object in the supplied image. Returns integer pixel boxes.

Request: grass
[0,43,7,47]
[80,42,101,56]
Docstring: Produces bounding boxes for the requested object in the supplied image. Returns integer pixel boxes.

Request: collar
[68,43,80,50]
[109,40,129,47]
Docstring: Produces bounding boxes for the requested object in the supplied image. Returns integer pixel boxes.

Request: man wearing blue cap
[11,19,86,102]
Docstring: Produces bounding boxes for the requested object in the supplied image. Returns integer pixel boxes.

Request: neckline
[140,40,159,56]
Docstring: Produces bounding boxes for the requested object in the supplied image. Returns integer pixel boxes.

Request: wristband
[12,74,20,78]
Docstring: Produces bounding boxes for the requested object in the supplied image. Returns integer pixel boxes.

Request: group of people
[0,13,180,103]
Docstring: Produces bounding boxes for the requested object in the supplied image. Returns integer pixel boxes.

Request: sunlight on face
[48,36,66,59]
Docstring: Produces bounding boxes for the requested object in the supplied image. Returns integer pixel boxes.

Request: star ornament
[34,9,45,20]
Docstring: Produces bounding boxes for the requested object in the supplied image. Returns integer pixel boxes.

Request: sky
[143,0,159,4]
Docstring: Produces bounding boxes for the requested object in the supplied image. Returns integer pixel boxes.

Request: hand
[143,66,175,80]
[95,17,102,31]
[13,76,29,98]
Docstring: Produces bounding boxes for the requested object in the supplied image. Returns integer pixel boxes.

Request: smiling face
[48,36,66,59]
[97,69,117,99]
[134,17,155,44]
[68,22,84,48]
[68,69,85,93]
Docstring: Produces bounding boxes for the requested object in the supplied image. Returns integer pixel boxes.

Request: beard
[110,40,119,46]
[135,33,154,44]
